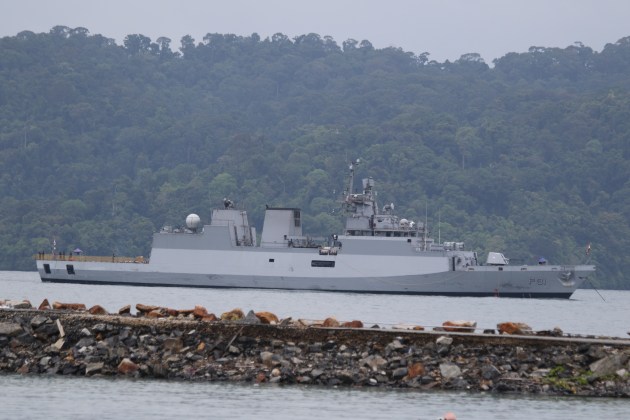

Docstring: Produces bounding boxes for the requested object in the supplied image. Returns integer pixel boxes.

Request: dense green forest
[1,26,629,288]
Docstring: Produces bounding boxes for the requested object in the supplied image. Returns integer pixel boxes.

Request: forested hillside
[1,26,629,287]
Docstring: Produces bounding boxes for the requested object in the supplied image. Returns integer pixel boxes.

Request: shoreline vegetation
[2,28,630,288]
[1,299,629,398]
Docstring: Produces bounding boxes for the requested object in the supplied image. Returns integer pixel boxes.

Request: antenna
[424,202,428,250]
[438,209,441,245]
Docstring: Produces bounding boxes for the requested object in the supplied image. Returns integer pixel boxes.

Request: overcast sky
[2,0,629,63]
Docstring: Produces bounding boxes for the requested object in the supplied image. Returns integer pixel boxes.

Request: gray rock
[85,362,104,375]
[439,363,461,380]
[311,369,324,378]
[322,340,336,351]
[76,337,95,348]
[0,322,23,337]
[531,368,550,378]
[308,343,322,353]
[260,351,274,365]
[590,353,630,378]
[270,339,284,348]
[92,323,108,333]
[362,355,387,371]
[240,310,261,325]
[4,300,32,309]
[337,370,355,384]
[386,340,404,352]
[481,364,501,380]
[80,328,92,337]
[420,375,434,384]
[162,338,183,352]
[30,315,50,328]
[436,336,453,346]
[437,345,450,356]
[391,367,408,379]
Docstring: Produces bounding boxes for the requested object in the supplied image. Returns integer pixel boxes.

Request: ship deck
[34,254,148,264]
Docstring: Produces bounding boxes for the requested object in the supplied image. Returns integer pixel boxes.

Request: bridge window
[44,264,51,274]
[66,264,75,275]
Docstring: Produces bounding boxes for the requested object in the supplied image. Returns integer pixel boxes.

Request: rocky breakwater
[1,299,630,398]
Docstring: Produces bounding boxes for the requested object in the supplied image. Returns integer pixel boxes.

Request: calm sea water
[2,271,629,419]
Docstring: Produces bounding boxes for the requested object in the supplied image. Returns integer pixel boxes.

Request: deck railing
[34,254,148,264]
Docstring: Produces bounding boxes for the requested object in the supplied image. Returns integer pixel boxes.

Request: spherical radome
[186,213,201,229]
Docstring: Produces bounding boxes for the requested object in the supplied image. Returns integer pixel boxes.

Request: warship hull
[36,243,593,298]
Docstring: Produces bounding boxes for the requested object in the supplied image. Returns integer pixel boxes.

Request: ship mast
[344,159,359,200]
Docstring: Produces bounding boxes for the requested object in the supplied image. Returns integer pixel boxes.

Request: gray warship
[36,161,595,298]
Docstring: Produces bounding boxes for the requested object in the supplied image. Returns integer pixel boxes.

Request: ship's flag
[586,242,591,255]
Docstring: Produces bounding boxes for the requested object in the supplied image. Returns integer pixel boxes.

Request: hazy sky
[2,0,629,63]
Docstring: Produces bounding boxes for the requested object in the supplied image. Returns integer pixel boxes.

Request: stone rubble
[0,299,629,398]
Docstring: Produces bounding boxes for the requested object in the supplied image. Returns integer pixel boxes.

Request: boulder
[193,305,208,318]
[52,338,65,351]
[439,363,462,380]
[405,362,425,380]
[240,310,261,325]
[85,362,104,375]
[497,322,533,335]
[163,338,183,352]
[442,320,477,333]
[38,299,51,310]
[362,354,388,371]
[135,303,159,313]
[342,320,364,328]
[3,299,33,309]
[177,308,195,316]
[221,308,244,321]
[260,351,274,367]
[55,319,65,337]
[30,315,49,328]
[255,311,279,324]
[166,308,180,317]
[322,317,340,327]
[147,309,167,318]
[535,327,563,337]
[292,319,313,328]
[392,324,421,330]
[52,302,86,311]
[201,314,218,322]
[117,358,139,374]
[590,353,630,379]
[88,305,108,315]
[0,322,23,337]
[436,336,453,346]
[481,364,501,380]
[118,305,131,315]
[392,367,408,379]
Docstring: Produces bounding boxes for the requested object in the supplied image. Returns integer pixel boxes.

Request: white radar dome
[186,213,201,229]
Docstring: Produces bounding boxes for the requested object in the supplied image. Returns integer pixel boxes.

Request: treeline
[1,26,629,287]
